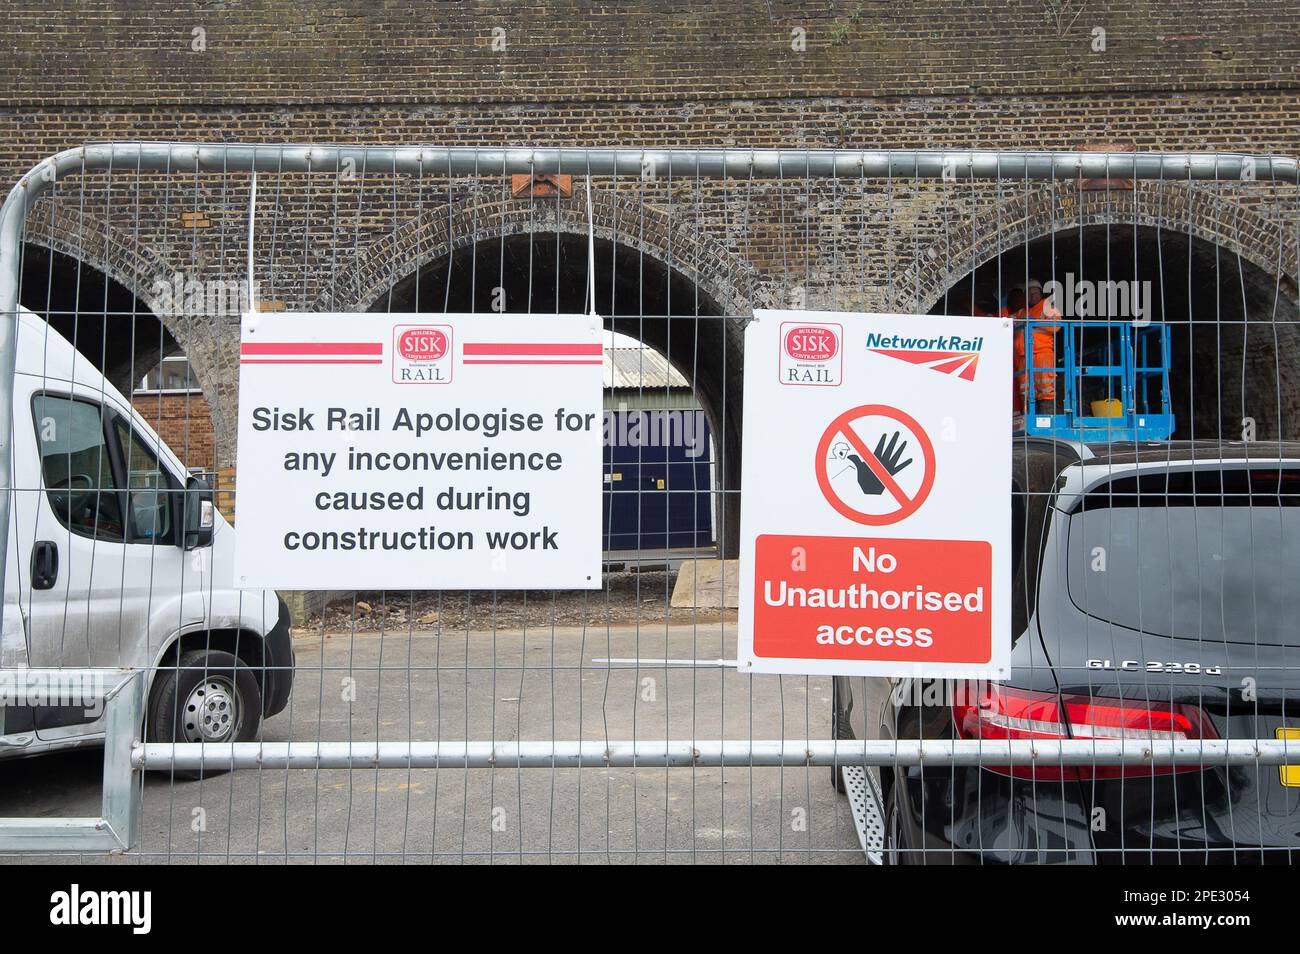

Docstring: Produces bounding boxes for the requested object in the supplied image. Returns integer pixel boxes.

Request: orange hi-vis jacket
[1008,298,1063,401]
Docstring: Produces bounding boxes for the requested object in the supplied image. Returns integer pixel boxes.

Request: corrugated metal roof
[603,347,691,390]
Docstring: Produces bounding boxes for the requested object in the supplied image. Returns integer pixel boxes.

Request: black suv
[832,439,1300,864]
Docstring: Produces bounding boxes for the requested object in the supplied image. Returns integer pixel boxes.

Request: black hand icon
[845,430,913,496]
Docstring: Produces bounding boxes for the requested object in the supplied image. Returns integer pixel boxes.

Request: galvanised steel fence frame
[0,145,1296,861]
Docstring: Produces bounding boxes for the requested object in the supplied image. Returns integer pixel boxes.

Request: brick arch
[909,182,1299,315]
[910,182,1300,440]
[22,203,224,409]
[317,188,757,317]
[326,188,758,557]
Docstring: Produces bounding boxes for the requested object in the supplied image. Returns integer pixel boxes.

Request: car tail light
[952,684,1217,780]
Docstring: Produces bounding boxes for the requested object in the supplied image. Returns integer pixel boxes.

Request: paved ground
[0,623,867,863]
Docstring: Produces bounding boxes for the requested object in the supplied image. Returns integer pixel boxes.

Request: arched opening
[930,224,1300,441]
[21,245,181,391]
[376,232,740,558]
[19,245,217,470]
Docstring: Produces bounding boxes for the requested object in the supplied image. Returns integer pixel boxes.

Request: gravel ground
[304,570,736,633]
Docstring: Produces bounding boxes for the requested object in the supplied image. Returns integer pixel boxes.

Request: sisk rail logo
[779,321,843,386]
[393,324,454,383]
[865,331,985,382]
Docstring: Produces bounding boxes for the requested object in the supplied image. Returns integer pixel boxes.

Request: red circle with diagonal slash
[815,404,936,525]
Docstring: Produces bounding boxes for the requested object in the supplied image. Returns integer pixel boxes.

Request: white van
[0,309,293,769]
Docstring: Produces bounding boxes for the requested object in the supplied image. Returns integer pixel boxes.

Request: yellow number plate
[1277,728,1300,787]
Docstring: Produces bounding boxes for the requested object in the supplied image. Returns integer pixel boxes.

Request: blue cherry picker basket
[1015,319,1174,442]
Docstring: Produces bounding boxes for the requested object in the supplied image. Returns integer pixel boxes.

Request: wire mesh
[0,145,1297,863]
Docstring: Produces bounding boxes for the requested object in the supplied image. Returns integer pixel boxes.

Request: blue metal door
[602,410,714,551]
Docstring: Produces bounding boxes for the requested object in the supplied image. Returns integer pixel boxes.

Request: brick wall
[2,2,1297,108]
[131,391,215,472]
[4,0,1300,479]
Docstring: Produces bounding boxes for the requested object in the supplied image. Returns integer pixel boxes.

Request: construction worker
[973,291,1000,318]
[1012,279,1063,412]
[1000,286,1025,317]
[1000,287,1028,413]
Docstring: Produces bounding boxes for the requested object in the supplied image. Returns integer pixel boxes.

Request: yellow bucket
[1090,398,1123,418]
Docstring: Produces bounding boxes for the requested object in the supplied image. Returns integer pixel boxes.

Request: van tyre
[147,649,262,780]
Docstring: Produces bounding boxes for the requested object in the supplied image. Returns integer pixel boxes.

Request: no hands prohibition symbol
[815,403,936,525]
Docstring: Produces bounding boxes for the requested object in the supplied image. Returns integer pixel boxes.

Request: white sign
[738,310,1012,678]
[234,312,603,590]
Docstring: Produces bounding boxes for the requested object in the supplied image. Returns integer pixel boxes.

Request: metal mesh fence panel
[0,145,1296,863]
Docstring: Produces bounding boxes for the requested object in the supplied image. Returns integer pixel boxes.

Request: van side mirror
[182,475,215,549]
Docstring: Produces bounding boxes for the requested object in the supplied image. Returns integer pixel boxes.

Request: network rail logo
[865,332,986,382]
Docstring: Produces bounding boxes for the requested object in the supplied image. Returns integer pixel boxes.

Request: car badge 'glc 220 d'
[1086,658,1223,676]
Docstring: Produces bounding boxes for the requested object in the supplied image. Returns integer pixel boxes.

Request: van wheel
[147,649,262,780]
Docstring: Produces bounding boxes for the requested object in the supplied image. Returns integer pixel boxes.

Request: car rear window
[1066,468,1300,644]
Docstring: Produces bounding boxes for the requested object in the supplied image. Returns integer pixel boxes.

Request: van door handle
[31,541,58,590]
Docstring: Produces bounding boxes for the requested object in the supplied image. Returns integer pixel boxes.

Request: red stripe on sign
[240,341,383,356]
[463,342,602,356]
[927,354,974,375]
[239,358,384,365]
[463,359,603,366]
[871,348,968,364]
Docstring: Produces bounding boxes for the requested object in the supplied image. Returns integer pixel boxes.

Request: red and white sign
[393,324,453,383]
[779,320,842,386]
[751,535,992,665]
[235,312,603,591]
[739,310,1013,678]
[815,404,935,525]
